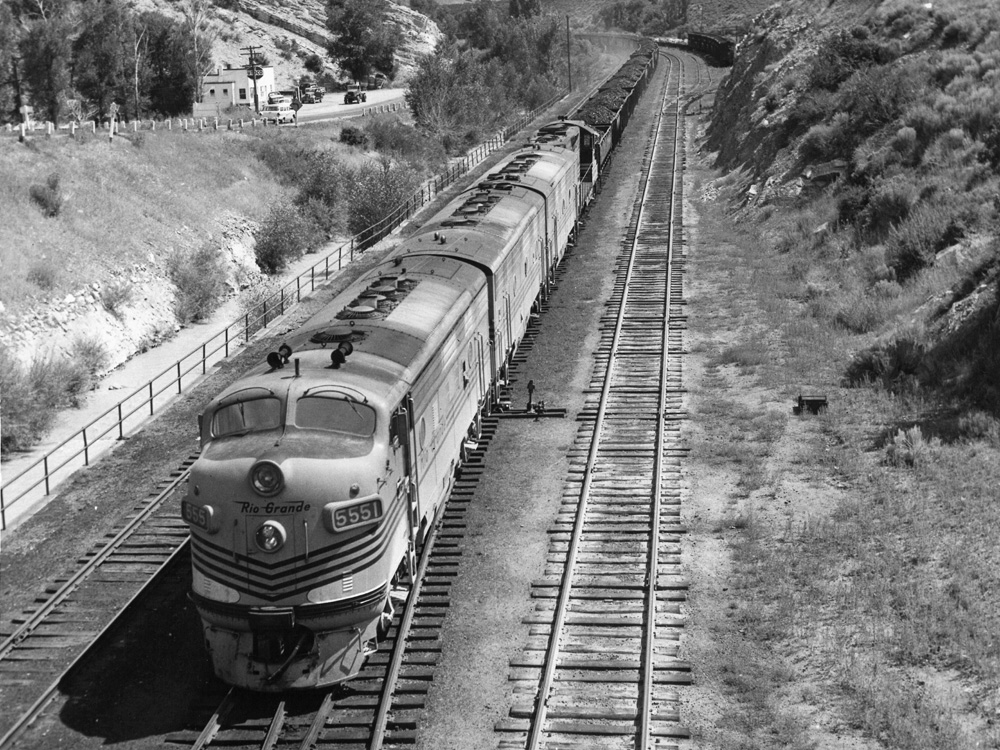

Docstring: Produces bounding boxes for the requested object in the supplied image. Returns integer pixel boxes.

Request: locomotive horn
[266,352,283,369]
[330,350,346,369]
[278,343,293,362]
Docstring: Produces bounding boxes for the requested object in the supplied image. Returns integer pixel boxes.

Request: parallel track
[0,458,197,747]
[498,50,692,749]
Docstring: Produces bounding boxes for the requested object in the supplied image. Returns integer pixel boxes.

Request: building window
[239,88,246,99]
[209,88,215,96]
[222,88,228,95]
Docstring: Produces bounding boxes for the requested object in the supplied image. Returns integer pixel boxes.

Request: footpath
[0,246,353,537]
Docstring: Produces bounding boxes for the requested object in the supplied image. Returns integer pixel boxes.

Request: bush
[70,334,109,381]
[339,125,370,148]
[885,425,935,466]
[843,337,924,388]
[366,117,446,165]
[100,277,133,315]
[957,411,1000,445]
[27,260,59,291]
[29,172,64,217]
[807,27,898,92]
[345,157,419,248]
[254,204,323,274]
[237,278,282,337]
[0,342,99,454]
[859,180,914,240]
[834,291,888,333]
[168,243,229,323]
[886,203,959,280]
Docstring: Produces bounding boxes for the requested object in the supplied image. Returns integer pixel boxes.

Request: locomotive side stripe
[190,500,407,598]
[192,498,406,578]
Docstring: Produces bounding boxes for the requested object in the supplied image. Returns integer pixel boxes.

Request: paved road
[295,87,407,124]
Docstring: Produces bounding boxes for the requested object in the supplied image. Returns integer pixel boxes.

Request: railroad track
[161,416,501,750]
[0,456,198,747]
[497,49,692,749]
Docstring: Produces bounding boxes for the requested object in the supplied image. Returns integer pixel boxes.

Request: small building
[194,63,276,118]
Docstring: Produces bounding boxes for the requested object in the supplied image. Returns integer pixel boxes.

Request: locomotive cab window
[211,397,281,437]
[296,395,376,437]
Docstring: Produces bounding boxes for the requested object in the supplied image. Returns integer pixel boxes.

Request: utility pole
[241,45,261,114]
[565,15,572,92]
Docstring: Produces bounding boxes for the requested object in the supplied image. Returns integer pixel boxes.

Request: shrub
[957,411,1000,445]
[859,180,914,240]
[885,425,935,467]
[237,278,282,337]
[0,341,99,453]
[168,243,229,324]
[843,338,924,387]
[834,291,887,333]
[100,277,133,315]
[254,204,323,274]
[345,157,419,248]
[886,203,958,280]
[339,125,370,148]
[837,64,917,137]
[29,172,64,217]
[27,260,59,291]
[807,27,897,92]
[70,334,109,380]
[366,117,446,165]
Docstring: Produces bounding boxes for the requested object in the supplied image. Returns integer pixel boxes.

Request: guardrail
[0,91,565,530]
[1,102,408,141]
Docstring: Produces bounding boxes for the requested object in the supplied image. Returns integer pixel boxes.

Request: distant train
[685,32,736,66]
[180,41,659,691]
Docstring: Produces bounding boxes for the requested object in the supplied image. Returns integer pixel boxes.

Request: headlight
[250,461,283,497]
[255,521,286,553]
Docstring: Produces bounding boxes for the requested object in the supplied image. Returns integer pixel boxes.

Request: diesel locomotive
[181,45,659,691]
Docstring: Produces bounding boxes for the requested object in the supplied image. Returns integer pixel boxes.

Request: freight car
[181,44,659,692]
[686,32,735,66]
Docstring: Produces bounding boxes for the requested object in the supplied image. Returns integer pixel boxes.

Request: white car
[261,103,294,124]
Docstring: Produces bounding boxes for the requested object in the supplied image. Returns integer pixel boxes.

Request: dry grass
[689,176,1000,747]
[0,125,361,317]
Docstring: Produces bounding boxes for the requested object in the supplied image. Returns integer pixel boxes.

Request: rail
[0,91,566,530]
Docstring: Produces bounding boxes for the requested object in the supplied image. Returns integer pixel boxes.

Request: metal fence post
[149,382,155,415]
[177,361,183,394]
[118,404,124,439]
[202,343,207,374]
[83,427,89,466]
[44,456,50,496]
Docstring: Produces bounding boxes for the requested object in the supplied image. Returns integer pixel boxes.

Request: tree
[0,3,21,122]
[74,0,135,119]
[142,11,196,116]
[509,0,541,18]
[20,12,73,122]
[326,0,400,81]
[181,0,216,110]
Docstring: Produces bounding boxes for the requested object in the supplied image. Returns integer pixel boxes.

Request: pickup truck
[343,83,367,104]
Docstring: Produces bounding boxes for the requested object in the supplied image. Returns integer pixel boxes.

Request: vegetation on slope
[687,0,1000,746]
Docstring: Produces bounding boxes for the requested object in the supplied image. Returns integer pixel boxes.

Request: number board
[182,500,211,531]
[332,498,383,531]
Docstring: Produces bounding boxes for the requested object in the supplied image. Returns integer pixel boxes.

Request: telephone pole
[241,45,262,114]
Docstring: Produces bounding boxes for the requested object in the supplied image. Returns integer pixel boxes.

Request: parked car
[260,102,295,124]
[344,83,367,104]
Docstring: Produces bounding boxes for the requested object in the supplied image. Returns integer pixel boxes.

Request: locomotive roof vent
[441,217,477,227]
[336,304,382,321]
[309,326,366,346]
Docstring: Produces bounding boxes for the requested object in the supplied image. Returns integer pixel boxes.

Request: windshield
[296,394,376,437]
[211,397,282,437]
